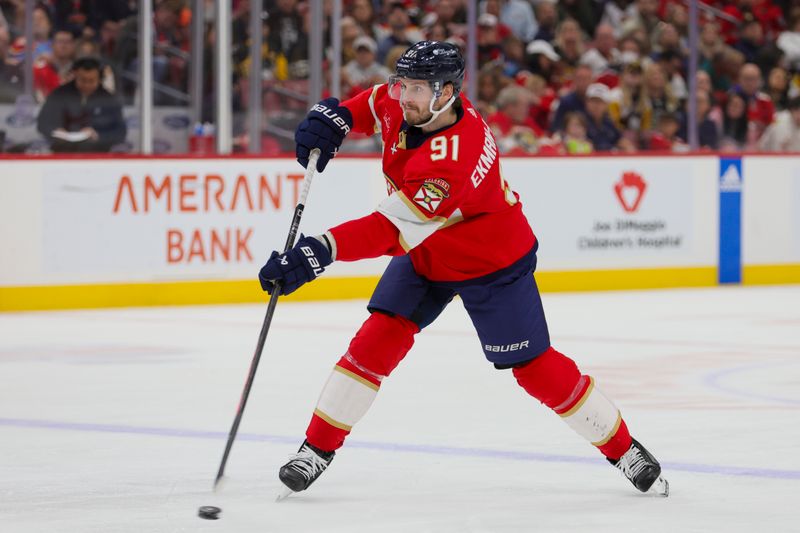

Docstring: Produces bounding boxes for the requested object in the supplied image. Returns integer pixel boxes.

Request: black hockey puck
[198,505,221,520]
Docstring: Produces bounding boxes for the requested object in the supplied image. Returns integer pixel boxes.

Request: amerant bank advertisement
[41,160,381,281]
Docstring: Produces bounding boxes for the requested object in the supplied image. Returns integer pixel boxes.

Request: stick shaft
[214,149,320,488]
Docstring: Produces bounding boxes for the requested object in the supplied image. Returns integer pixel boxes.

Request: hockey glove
[258,235,333,296]
[295,97,353,172]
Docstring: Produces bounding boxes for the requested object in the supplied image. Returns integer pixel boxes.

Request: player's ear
[443,82,454,100]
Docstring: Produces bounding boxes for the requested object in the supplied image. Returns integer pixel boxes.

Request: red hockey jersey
[328,84,536,282]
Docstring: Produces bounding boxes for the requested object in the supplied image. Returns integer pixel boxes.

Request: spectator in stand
[651,22,685,59]
[520,71,558,132]
[551,64,593,132]
[36,57,126,153]
[582,82,634,151]
[0,25,22,103]
[558,0,597,38]
[349,0,382,41]
[487,84,544,154]
[477,13,504,67]
[678,89,719,150]
[732,62,776,137]
[719,0,784,45]
[33,26,77,101]
[656,49,687,101]
[339,17,363,67]
[382,44,408,71]
[501,35,527,78]
[52,0,131,40]
[476,67,503,117]
[427,0,466,40]
[719,91,752,151]
[706,47,746,94]
[98,18,121,60]
[156,0,190,102]
[608,60,648,146]
[267,0,304,67]
[647,112,685,151]
[642,62,681,131]
[377,2,423,65]
[599,0,637,39]
[766,66,790,111]
[532,0,558,43]
[698,20,726,70]
[490,0,538,43]
[342,36,391,99]
[10,3,52,63]
[618,34,644,65]
[426,21,451,42]
[562,111,593,154]
[620,0,661,41]
[758,96,800,151]
[524,39,560,90]
[581,24,620,79]
[777,15,800,69]
[734,14,765,64]
[662,1,689,37]
[553,18,586,71]
[696,69,713,98]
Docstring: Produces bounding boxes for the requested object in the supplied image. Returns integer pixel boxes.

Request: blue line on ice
[2,416,798,480]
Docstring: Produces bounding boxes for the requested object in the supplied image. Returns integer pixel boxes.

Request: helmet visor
[388,76,436,102]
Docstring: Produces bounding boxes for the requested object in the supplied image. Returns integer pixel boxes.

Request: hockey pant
[305,312,632,461]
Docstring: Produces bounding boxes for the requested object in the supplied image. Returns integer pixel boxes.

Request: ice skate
[608,438,669,497]
[276,440,335,501]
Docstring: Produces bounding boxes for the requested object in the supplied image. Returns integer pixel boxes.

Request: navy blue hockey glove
[258,235,333,296]
[295,97,353,172]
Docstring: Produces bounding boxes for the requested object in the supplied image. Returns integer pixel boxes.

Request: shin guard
[306,312,418,451]
[513,347,632,460]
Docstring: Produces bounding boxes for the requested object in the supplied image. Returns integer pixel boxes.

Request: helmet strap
[417,93,456,128]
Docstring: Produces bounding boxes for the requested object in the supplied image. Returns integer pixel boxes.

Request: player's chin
[405,112,431,126]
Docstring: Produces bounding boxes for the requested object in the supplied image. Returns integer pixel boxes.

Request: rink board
[0,154,797,310]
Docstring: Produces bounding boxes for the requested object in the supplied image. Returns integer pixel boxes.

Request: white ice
[1,285,799,532]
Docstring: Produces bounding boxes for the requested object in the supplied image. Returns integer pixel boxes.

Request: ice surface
[1,285,798,532]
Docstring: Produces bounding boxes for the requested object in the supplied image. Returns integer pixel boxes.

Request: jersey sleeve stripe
[368,84,381,134]
[377,192,448,249]
[384,173,400,192]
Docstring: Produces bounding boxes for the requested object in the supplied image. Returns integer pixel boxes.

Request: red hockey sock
[512,347,632,460]
[306,312,418,452]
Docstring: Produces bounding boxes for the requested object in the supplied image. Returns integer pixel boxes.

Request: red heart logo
[614,172,647,213]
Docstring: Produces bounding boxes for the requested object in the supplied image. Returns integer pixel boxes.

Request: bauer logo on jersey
[413,179,450,214]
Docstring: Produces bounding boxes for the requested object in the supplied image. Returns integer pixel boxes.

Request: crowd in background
[3,0,800,153]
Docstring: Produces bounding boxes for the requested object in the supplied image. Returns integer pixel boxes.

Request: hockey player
[259,41,669,499]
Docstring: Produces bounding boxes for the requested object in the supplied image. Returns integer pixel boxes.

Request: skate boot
[608,438,669,496]
[277,440,335,500]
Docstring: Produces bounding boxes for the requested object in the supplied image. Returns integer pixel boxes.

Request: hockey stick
[214,148,321,490]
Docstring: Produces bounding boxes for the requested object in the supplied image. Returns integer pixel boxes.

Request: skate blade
[648,476,669,497]
[275,486,295,502]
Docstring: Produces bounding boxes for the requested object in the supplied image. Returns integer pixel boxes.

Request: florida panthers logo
[413,178,450,214]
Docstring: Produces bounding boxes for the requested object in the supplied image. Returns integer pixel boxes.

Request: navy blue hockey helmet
[394,41,466,96]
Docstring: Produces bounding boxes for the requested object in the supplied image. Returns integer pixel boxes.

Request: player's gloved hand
[295,97,353,172]
[258,235,333,296]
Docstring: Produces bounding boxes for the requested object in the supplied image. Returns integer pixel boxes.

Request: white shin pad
[559,377,622,446]
[313,364,380,431]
